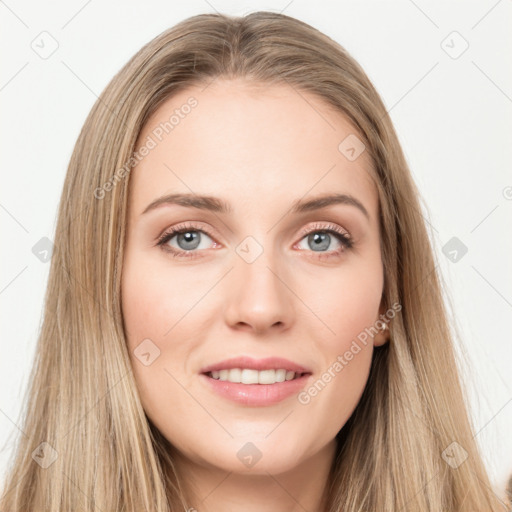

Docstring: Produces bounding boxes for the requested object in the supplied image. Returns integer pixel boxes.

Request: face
[121,78,388,477]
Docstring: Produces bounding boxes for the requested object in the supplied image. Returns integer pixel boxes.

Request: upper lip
[200,356,312,374]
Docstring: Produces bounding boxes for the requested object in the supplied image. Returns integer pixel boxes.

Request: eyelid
[296,221,351,240]
[157,221,351,242]
[156,221,217,244]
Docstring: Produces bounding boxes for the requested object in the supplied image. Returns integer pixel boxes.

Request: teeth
[275,369,286,382]
[209,368,301,384]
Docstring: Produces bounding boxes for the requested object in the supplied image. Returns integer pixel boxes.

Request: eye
[295,222,353,259]
[156,222,218,258]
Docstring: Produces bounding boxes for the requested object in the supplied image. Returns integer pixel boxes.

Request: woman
[1,11,505,511]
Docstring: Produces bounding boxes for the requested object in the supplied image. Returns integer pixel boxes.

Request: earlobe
[374,298,393,347]
[373,321,390,347]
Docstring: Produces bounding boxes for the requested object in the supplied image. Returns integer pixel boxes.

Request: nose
[223,250,295,335]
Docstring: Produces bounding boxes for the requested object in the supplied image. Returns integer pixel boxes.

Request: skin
[121,78,389,512]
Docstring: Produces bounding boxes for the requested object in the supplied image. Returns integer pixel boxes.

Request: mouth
[199,368,313,407]
[199,356,313,406]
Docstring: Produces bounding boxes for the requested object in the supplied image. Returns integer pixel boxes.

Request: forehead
[129,79,378,220]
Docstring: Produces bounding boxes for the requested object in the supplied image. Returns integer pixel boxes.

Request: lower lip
[200,373,312,406]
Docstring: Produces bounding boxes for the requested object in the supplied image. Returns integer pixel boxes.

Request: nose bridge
[224,234,294,331]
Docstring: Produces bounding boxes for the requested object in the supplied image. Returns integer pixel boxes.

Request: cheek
[121,256,197,428]
[121,252,201,348]
[303,343,373,439]
[122,273,169,344]
[309,258,383,350]
[297,261,382,419]
[121,250,214,399]
[298,296,376,434]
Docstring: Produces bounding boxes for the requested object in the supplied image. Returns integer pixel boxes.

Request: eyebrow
[142,192,370,220]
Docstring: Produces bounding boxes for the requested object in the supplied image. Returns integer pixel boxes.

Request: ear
[373,303,390,347]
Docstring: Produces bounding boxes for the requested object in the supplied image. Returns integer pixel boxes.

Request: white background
[1,0,511,501]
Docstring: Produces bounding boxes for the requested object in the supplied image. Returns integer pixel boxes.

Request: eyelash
[156,221,353,260]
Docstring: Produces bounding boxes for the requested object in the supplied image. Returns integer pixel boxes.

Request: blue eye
[157,224,216,258]
[165,230,211,251]
[297,229,352,253]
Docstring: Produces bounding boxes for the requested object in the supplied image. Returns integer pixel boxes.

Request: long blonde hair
[1,11,505,511]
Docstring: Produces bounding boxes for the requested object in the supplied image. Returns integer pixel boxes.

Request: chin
[193,433,315,475]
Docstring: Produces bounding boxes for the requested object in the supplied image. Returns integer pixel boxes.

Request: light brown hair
[1,11,505,511]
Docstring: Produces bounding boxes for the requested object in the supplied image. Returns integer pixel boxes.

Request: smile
[206,368,305,384]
